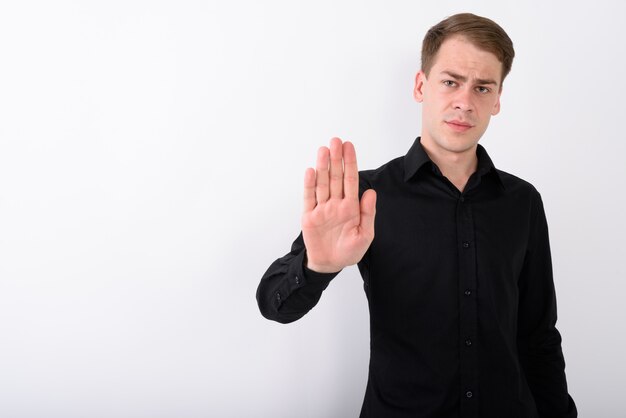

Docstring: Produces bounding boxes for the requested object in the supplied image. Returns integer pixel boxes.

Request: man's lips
[445,120,474,132]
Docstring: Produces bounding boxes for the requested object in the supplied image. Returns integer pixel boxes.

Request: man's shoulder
[495,168,542,198]
[358,156,405,187]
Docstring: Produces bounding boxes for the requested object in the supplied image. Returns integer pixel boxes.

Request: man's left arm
[517,190,577,418]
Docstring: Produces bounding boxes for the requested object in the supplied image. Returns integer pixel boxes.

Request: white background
[1,1,625,417]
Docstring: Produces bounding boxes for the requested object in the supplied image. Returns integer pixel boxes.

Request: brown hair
[421,13,515,84]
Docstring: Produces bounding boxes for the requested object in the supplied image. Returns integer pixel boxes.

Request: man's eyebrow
[440,70,499,86]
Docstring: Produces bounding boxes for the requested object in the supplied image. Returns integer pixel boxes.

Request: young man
[257,13,577,418]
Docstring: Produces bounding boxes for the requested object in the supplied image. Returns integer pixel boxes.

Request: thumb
[359,189,377,233]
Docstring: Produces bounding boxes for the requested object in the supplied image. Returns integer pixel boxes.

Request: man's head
[413,13,515,158]
[421,13,514,87]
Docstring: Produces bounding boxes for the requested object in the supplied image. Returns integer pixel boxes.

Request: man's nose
[453,88,473,112]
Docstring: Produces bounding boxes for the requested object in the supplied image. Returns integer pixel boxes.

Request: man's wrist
[305,262,342,274]
[304,253,343,274]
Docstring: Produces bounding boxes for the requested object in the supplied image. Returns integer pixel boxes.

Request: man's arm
[256,233,340,324]
[517,191,577,417]
[256,137,376,323]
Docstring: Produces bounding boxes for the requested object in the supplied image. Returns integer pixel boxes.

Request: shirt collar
[403,137,505,190]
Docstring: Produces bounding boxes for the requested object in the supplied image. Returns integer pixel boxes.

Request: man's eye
[476,86,490,94]
[443,80,456,87]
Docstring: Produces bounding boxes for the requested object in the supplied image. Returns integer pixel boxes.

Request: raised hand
[302,137,377,273]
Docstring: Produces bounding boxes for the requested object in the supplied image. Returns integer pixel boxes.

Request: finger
[360,189,377,236]
[342,141,358,201]
[315,146,330,204]
[303,168,316,213]
[329,137,344,199]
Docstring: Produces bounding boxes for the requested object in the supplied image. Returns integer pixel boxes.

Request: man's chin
[440,136,481,154]
[422,132,482,156]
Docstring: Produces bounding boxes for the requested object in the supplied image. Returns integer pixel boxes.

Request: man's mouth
[445,120,474,132]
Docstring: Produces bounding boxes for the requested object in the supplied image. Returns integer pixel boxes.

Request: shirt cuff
[301,251,341,284]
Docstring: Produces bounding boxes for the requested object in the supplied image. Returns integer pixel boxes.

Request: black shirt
[257,137,577,418]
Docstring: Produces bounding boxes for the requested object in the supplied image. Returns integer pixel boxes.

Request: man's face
[414,36,502,156]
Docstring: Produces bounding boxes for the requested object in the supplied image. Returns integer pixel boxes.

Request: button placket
[457,194,478,413]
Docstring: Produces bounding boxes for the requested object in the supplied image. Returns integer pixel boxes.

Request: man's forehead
[431,37,503,84]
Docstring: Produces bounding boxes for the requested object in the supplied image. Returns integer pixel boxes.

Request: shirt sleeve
[256,232,341,324]
[517,191,577,417]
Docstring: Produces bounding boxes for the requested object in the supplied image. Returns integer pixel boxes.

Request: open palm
[302,137,377,273]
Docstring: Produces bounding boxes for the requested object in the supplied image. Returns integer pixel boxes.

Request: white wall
[1,1,624,417]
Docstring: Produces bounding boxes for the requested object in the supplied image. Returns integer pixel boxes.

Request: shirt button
[462,241,470,248]
[295,275,300,285]
[460,196,465,202]
[465,339,472,347]
[466,391,473,398]
[276,292,282,302]
[464,289,472,296]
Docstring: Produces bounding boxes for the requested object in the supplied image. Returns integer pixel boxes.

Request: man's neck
[420,138,478,193]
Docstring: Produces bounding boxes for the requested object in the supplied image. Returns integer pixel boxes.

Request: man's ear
[413,70,426,103]
[491,88,502,116]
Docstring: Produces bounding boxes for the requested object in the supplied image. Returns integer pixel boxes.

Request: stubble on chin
[424,126,479,155]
